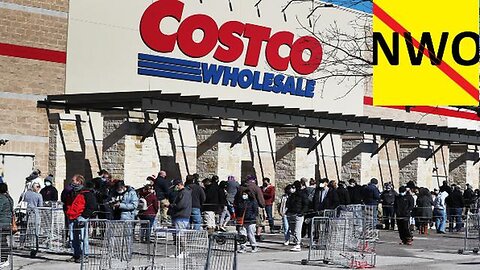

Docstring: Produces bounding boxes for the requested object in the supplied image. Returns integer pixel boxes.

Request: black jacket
[464,188,475,205]
[414,195,433,219]
[170,188,192,219]
[40,186,58,202]
[155,176,170,201]
[394,194,414,218]
[188,183,206,209]
[313,187,339,211]
[447,189,464,208]
[203,183,225,213]
[286,190,309,216]
[337,186,350,206]
[348,185,364,204]
[81,189,98,219]
[381,189,397,206]
[363,184,381,205]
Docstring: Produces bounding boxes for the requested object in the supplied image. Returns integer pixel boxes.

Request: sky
[321,0,373,13]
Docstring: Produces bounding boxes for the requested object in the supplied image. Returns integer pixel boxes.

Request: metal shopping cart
[458,213,480,254]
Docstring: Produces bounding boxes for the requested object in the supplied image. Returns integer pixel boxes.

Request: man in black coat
[155,171,171,224]
[185,175,205,230]
[202,178,225,232]
[347,179,364,204]
[448,185,464,232]
[394,186,414,245]
[286,181,309,252]
[463,183,475,214]
[381,182,397,230]
[313,178,339,213]
[336,181,350,206]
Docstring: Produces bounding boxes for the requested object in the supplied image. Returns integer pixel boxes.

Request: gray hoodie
[170,187,192,219]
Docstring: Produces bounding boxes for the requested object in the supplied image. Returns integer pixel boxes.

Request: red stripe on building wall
[364,96,480,121]
[0,43,66,64]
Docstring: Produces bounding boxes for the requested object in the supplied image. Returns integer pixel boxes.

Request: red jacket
[66,190,97,220]
[138,189,159,217]
[263,185,275,206]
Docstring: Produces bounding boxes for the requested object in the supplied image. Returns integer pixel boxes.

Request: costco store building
[1,0,480,202]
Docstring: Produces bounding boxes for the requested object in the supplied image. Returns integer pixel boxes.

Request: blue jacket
[363,184,380,205]
[111,186,139,220]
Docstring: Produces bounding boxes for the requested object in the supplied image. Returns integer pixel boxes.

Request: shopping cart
[458,213,480,254]
[152,228,209,270]
[205,233,247,270]
[15,206,69,257]
[301,217,330,265]
[82,219,153,270]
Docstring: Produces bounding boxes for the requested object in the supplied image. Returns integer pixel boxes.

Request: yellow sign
[373,0,479,106]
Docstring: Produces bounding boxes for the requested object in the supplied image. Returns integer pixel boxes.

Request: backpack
[137,198,148,211]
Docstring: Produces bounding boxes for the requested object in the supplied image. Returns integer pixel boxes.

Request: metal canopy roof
[38,90,480,145]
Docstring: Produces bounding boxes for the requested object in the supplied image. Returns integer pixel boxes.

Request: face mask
[400,192,406,196]
[290,188,296,193]
[242,194,248,200]
[45,182,52,187]
[319,183,326,188]
[101,177,107,182]
[72,184,83,192]
[174,186,179,192]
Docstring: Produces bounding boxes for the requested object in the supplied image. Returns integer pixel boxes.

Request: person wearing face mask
[40,175,58,204]
[165,179,192,229]
[313,178,339,213]
[235,190,259,253]
[66,175,97,263]
[347,179,364,205]
[394,186,414,245]
[381,182,397,230]
[278,184,293,245]
[286,181,309,252]
[109,180,139,221]
[137,179,159,242]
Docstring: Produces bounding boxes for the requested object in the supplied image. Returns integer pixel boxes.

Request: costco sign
[138,0,323,98]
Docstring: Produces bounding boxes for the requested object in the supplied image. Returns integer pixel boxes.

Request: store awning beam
[307,132,329,154]
[370,138,391,157]
[426,143,445,161]
[230,122,255,148]
[140,114,166,143]
[142,98,480,145]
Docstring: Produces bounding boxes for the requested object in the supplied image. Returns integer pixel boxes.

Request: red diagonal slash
[373,2,479,102]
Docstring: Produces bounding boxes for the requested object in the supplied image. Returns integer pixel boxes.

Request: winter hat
[45,175,54,184]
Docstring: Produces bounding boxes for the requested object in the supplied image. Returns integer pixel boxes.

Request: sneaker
[283,240,290,246]
[0,261,9,268]
[251,247,259,253]
[66,256,78,263]
[290,245,301,252]
[237,248,246,254]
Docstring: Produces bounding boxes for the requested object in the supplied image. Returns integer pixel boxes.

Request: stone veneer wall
[399,146,418,186]
[341,139,362,182]
[449,151,466,187]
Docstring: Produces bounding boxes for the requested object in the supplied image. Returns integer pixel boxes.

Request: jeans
[451,208,464,231]
[72,216,89,259]
[139,216,155,242]
[238,224,257,249]
[287,215,304,246]
[219,206,231,227]
[282,215,290,241]
[433,208,446,232]
[191,208,203,230]
[173,218,190,230]
[382,205,395,229]
[265,205,274,231]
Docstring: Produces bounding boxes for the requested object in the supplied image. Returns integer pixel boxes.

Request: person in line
[185,175,205,231]
[262,178,276,233]
[235,176,265,241]
[40,175,58,205]
[166,179,192,230]
[219,181,231,232]
[363,178,381,227]
[154,171,170,224]
[137,179,159,242]
[394,186,414,245]
[235,189,259,253]
[0,183,13,268]
[336,181,350,206]
[433,186,449,234]
[20,182,43,208]
[278,184,292,246]
[415,187,433,235]
[463,183,475,214]
[313,178,339,213]
[347,179,364,205]
[66,175,97,263]
[225,176,239,220]
[381,182,397,230]
[109,180,139,221]
[286,181,309,252]
[203,177,224,233]
[448,185,464,232]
